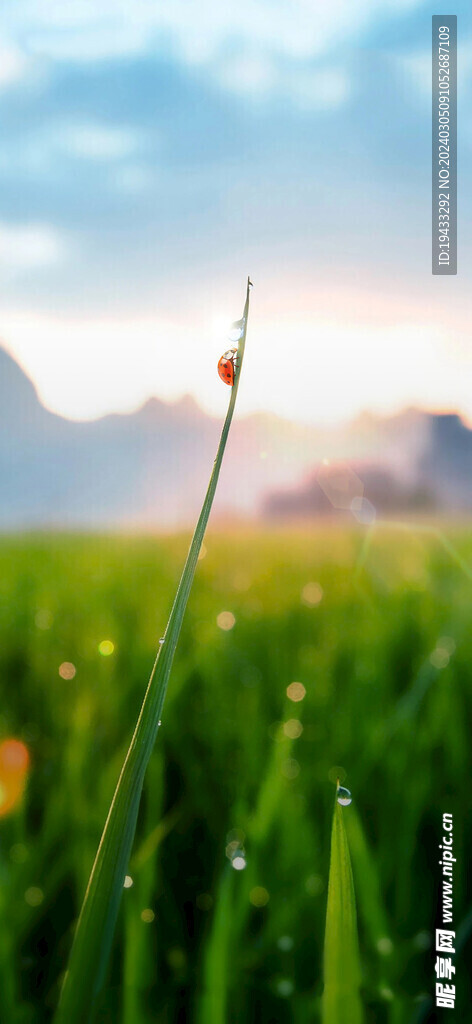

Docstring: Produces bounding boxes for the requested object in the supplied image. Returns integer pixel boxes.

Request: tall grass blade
[54,278,252,1024]
[322,790,363,1024]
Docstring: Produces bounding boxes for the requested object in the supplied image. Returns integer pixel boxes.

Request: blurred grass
[0,524,471,1022]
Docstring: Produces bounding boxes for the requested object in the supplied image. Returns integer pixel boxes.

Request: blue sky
[1,0,471,424]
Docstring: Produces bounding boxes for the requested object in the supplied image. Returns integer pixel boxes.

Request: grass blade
[322,787,363,1024]
[54,278,252,1024]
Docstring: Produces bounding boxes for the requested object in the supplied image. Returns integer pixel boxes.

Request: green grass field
[0,526,470,1023]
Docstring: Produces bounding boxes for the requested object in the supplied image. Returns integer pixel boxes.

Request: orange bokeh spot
[0,739,30,818]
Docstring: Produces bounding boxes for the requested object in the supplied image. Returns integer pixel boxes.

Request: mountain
[263,463,437,521]
[0,345,324,527]
[1,345,471,527]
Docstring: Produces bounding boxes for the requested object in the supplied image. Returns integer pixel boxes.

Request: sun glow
[2,303,472,427]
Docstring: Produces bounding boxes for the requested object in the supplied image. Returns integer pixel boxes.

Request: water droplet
[157,720,162,727]
[229,318,245,342]
[159,637,165,645]
[337,785,352,806]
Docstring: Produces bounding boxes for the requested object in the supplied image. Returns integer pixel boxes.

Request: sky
[1,0,471,426]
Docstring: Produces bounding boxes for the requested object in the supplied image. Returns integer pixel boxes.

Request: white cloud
[112,164,155,194]
[0,121,144,182]
[2,0,422,86]
[214,51,350,109]
[0,43,27,87]
[216,52,277,99]
[0,0,425,115]
[0,223,67,270]
[288,68,350,111]
[398,36,472,106]
[59,122,140,161]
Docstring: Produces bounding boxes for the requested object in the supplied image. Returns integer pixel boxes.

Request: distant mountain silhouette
[1,345,471,527]
[421,414,472,508]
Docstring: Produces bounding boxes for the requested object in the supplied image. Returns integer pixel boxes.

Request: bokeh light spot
[196,892,213,911]
[59,662,76,680]
[98,640,115,656]
[0,739,30,818]
[24,887,44,907]
[10,843,28,864]
[317,461,364,509]
[249,886,269,907]
[35,609,53,630]
[231,855,246,871]
[217,611,236,631]
[301,582,323,606]
[286,681,306,702]
[377,937,393,956]
[276,978,294,997]
[282,758,300,779]
[1,739,29,772]
[305,874,324,895]
[141,908,155,923]
[351,496,376,525]
[283,719,303,739]
[167,947,186,971]
[226,828,245,845]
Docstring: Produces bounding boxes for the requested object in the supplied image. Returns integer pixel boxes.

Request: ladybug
[217,348,238,386]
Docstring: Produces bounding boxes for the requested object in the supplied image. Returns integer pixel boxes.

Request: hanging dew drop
[228,318,245,343]
[337,785,352,806]
[159,637,165,645]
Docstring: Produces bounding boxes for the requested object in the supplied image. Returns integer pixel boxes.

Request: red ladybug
[217,348,238,386]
